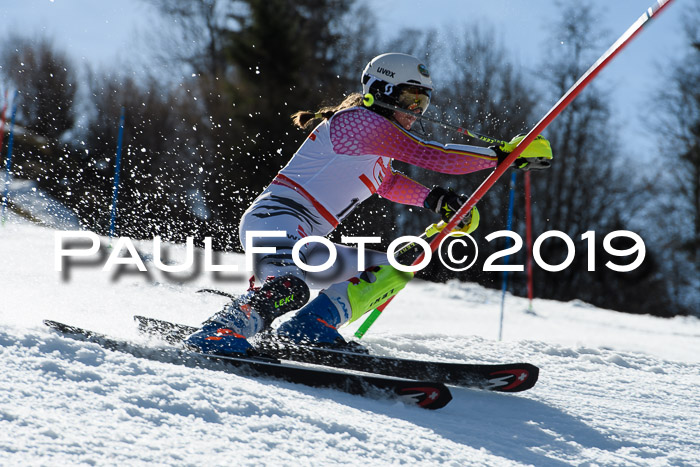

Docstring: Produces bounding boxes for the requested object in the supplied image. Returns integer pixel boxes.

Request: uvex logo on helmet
[376,66,396,78]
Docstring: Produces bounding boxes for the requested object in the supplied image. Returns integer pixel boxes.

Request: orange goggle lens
[397,86,431,114]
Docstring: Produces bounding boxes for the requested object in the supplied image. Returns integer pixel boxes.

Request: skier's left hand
[493,134,553,171]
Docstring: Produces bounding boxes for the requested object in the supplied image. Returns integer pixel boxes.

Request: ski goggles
[396,85,431,114]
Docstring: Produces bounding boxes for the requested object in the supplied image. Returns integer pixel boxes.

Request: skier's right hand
[424,186,478,232]
[427,206,480,237]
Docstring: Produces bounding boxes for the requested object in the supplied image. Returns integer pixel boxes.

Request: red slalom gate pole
[0,91,9,154]
[525,171,534,311]
[356,0,675,338]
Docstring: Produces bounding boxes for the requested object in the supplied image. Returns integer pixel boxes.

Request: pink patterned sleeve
[377,171,430,207]
[330,108,497,174]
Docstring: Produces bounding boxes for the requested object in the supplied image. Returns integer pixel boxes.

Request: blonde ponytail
[291,93,364,129]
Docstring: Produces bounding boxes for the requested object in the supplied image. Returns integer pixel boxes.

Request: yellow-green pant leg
[346,266,413,323]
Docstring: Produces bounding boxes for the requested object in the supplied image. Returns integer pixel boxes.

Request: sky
[0,0,692,155]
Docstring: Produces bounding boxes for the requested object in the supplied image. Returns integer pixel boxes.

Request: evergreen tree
[79,71,209,239]
[148,0,372,249]
[0,35,79,212]
[220,0,361,205]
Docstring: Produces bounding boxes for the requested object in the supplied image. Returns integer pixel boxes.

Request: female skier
[186,52,552,355]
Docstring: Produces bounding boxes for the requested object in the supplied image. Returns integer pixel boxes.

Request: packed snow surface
[1,218,698,466]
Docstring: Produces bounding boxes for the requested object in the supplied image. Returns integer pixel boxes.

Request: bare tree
[526,2,672,315]
[651,5,700,314]
[142,0,241,78]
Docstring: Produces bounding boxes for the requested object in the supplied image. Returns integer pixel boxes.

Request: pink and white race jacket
[269,106,497,228]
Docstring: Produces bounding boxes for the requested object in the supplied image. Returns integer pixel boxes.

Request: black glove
[424,186,469,223]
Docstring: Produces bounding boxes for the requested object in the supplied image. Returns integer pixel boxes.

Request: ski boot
[185,275,310,356]
[277,265,412,349]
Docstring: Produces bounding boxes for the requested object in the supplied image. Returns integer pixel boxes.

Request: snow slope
[1,174,82,230]
[1,218,699,466]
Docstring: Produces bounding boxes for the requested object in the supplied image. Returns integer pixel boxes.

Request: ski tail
[135,314,197,344]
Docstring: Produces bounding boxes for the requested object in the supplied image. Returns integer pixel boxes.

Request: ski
[44,320,452,410]
[135,315,539,392]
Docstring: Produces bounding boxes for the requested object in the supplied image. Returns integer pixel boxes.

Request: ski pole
[362,94,507,146]
[108,107,125,240]
[352,231,427,339]
[389,221,455,261]
[355,0,675,338]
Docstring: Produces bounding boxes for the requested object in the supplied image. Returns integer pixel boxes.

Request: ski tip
[43,319,87,337]
[488,363,539,392]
